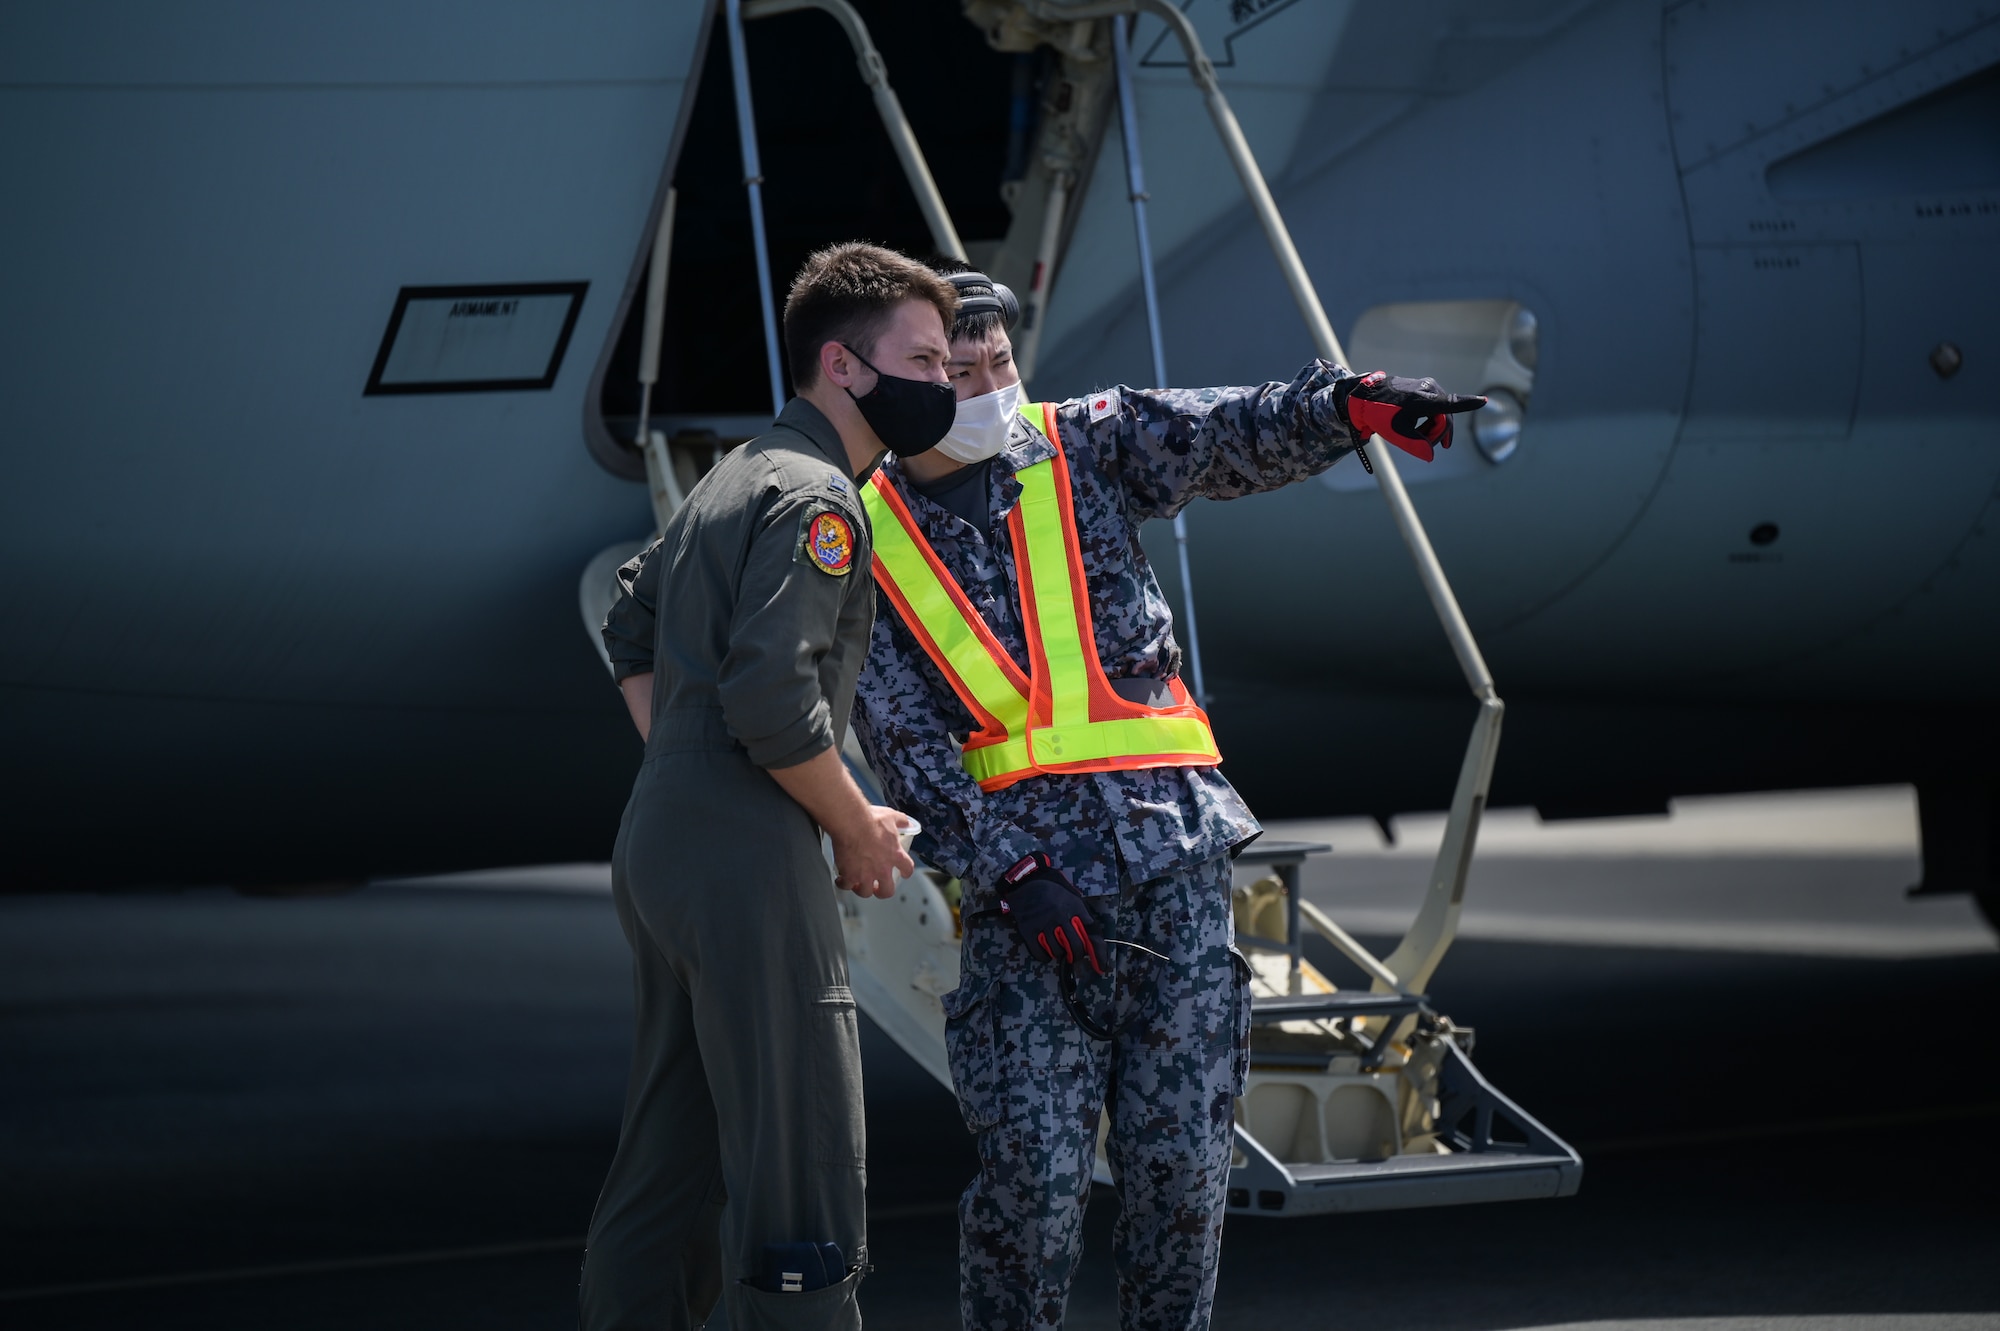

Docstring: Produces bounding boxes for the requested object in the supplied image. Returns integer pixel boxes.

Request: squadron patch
[800,507,856,576]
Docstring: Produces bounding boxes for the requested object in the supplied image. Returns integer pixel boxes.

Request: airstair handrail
[1021,0,1504,997]
[1110,17,1208,705]
[723,0,786,417]
[742,0,968,262]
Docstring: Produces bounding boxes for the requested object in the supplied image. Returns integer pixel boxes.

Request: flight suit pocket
[1228,947,1254,1098]
[732,1262,863,1331]
[941,973,1001,1134]
[808,986,867,1168]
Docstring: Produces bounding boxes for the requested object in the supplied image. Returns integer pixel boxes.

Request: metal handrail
[1022,0,1504,998]
[634,187,685,532]
[723,0,786,417]
[1297,899,1402,993]
[741,0,968,262]
[1110,16,1208,705]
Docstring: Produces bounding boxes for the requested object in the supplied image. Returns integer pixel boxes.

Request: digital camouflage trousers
[941,855,1251,1331]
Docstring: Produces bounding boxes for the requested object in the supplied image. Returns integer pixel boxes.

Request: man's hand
[999,853,1107,976]
[1334,371,1486,463]
[829,805,916,901]
[766,747,914,898]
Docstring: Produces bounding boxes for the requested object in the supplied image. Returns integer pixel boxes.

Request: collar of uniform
[1001,406,1057,472]
[771,396,862,481]
[992,401,1058,520]
[877,410,1056,537]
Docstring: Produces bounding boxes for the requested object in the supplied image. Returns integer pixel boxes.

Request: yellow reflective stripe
[1032,715,1221,768]
[1013,458,1094,730]
[962,735,1034,784]
[861,482,1030,747]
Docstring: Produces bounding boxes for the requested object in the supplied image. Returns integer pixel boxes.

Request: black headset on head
[945,270,1020,333]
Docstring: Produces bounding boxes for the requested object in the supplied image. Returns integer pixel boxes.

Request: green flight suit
[582,397,876,1331]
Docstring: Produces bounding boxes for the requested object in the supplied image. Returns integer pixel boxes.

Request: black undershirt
[909,457,994,531]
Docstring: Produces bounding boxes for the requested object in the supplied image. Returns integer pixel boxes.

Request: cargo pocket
[940,973,1001,1134]
[808,985,867,1168]
[1228,947,1254,1098]
[732,1261,864,1331]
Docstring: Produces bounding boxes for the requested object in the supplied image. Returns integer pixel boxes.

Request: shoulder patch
[1087,389,1120,422]
[799,506,856,576]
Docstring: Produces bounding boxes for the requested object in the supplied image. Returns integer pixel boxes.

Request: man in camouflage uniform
[852,266,1482,1329]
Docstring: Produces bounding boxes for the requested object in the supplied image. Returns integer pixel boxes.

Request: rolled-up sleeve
[601,539,663,683]
[717,494,857,769]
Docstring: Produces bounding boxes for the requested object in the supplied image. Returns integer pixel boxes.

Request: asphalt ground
[3,796,1997,1330]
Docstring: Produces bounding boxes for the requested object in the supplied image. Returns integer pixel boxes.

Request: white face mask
[934,380,1022,464]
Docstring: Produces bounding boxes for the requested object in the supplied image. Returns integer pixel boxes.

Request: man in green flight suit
[582,242,961,1331]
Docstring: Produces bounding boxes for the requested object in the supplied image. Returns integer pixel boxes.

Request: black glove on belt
[999,852,1107,976]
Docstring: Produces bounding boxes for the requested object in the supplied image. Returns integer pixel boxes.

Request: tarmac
[2,786,1996,1330]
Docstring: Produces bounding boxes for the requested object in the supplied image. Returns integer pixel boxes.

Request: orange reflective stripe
[864,401,1220,792]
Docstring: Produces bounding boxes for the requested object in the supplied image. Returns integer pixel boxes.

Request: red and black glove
[1335,371,1486,462]
[998,852,1106,976]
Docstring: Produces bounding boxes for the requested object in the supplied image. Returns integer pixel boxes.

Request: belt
[646,705,738,754]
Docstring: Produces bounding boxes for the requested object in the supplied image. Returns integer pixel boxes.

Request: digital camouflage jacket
[853,358,1362,904]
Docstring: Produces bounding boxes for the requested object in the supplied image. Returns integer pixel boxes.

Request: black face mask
[839,343,956,458]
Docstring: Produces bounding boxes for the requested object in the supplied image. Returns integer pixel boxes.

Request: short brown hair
[783,242,958,391]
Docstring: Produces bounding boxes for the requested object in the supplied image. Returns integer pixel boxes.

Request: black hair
[925,256,1017,345]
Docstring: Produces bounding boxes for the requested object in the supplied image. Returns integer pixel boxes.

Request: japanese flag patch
[800,506,856,576]
[1087,388,1120,422]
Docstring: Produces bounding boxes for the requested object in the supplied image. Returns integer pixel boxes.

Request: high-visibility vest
[862,400,1221,793]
